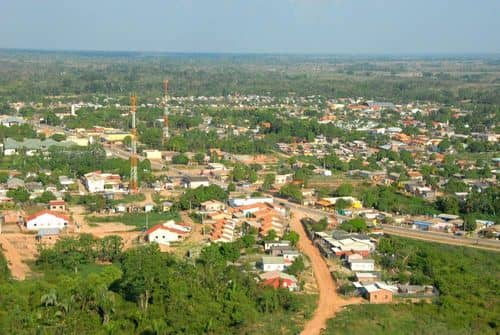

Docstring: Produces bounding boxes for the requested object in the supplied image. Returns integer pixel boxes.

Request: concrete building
[83,171,122,193]
[262,256,286,272]
[182,176,210,189]
[229,197,274,207]
[201,200,226,212]
[49,200,66,212]
[364,283,395,304]
[146,220,191,246]
[25,210,69,231]
[349,258,375,272]
[275,174,294,185]
[144,150,162,160]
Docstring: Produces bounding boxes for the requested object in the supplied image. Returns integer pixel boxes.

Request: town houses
[83,171,123,194]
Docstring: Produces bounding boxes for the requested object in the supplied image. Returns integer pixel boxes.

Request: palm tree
[151,319,169,335]
[40,290,58,307]
[97,290,115,325]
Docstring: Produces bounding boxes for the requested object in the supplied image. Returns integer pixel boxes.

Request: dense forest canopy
[1,50,499,105]
[0,237,311,334]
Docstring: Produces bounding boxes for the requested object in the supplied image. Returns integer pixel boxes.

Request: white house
[275,174,294,185]
[201,200,226,212]
[58,176,75,188]
[207,163,226,171]
[164,179,174,190]
[349,259,375,272]
[262,256,286,272]
[83,171,122,193]
[274,173,293,185]
[115,203,127,213]
[144,203,155,213]
[264,240,291,251]
[25,210,69,231]
[0,116,26,127]
[229,197,274,207]
[144,149,162,160]
[314,168,332,177]
[84,174,104,193]
[282,249,300,264]
[146,220,191,246]
[182,176,210,189]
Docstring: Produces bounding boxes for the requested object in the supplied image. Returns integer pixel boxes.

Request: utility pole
[130,95,138,193]
[201,213,205,240]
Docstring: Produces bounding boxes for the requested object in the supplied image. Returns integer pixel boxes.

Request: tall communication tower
[162,79,169,145]
[130,95,138,193]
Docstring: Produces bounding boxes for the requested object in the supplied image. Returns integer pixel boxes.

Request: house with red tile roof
[146,220,191,246]
[244,207,285,237]
[25,210,70,231]
[49,199,66,212]
[260,271,298,291]
[210,218,236,243]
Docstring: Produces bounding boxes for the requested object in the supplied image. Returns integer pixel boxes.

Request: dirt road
[290,210,361,335]
[0,234,36,280]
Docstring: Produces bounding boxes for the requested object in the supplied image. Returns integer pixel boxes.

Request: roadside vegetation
[324,236,500,335]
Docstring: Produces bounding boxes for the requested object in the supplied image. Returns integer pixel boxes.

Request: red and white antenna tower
[130,95,138,193]
[162,79,169,145]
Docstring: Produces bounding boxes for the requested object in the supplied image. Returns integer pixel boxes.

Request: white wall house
[4,148,17,156]
[349,259,375,272]
[146,220,191,246]
[262,256,286,272]
[26,210,69,231]
[207,163,226,171]
[182,176,210,189]
[283,250,300,264]
[85,175,105,193]
[144,203,155,213]
[275,174,294,185]
[264,240,291,251]
[144,150,162,160]
[201,200,226,212]
[229,197,274,207]
[83,171,122,193]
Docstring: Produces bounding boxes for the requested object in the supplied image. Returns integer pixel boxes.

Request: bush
[339,218,368,233]
[310,217,329,232]
[335,183,354,196]
[338,283,356,296]
[172,153,189,165]
[286,256,305,276]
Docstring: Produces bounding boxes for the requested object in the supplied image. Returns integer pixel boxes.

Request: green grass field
[246,294,317,335]
[324,237,500,335]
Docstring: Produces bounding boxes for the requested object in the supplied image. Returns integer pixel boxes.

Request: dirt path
[70,205,142,249]
[0,201,150,281]
[0,235,32,280]
[290,210,362,335]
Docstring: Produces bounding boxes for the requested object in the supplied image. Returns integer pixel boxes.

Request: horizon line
[1,47,500,58]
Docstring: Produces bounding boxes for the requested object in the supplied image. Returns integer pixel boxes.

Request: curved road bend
[290,210,361,335]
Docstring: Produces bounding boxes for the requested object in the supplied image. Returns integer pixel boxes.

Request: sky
[1,0,499,54]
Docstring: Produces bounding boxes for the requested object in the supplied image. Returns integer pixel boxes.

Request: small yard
[86,211,180,228]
